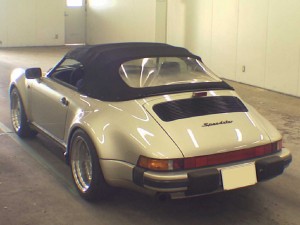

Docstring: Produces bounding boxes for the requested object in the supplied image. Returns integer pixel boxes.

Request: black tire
[69,129,111,201]
[10,87,37,138]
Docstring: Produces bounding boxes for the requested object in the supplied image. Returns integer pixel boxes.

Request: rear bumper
[132,148,292,197]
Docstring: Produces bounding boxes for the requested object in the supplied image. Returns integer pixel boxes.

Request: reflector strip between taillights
[137,140,282,171]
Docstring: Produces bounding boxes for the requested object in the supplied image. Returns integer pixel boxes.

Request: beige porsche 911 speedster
[9,43,292,201]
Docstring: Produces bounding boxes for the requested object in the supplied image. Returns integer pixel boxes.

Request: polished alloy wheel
[11,90,22,132]
[71,136,93,193]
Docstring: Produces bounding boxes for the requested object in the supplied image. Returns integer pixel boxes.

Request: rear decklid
[143,91,271,158]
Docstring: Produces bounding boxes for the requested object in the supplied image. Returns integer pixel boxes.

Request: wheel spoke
[11,91,21,132]
[71,136,93,192]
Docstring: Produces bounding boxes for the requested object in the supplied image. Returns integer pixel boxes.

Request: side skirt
[30,122,67,152]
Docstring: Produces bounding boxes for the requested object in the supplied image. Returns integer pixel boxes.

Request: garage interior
[0,1,299,225]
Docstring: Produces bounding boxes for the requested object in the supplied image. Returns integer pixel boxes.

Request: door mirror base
[25,68,42,79]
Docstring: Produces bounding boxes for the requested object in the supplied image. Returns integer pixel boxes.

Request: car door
[28,58,84,143]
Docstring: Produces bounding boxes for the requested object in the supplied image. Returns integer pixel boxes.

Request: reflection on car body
[9,43,292,201]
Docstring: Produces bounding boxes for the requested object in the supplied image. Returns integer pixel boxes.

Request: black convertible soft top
[64,42,233,101]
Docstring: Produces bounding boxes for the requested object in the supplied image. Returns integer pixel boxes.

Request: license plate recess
[221,163,257,190]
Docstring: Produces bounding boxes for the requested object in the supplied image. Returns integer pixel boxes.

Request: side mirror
[25,68,42,79]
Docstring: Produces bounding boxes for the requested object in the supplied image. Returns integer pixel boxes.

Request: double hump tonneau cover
[64,43,233,101]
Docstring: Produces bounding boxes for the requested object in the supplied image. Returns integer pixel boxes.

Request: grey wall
[86,0,157,44]
[166,0,300,97]
[1,0,299,97]
[0,0,65,47]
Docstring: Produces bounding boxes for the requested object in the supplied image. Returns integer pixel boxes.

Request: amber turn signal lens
[137,156,183,171]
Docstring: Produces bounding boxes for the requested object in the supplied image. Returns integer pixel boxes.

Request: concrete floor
[0,47,299,225]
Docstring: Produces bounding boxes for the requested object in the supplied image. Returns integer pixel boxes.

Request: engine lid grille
[153,96,248,122]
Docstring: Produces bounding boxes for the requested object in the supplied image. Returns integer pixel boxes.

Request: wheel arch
[9,83,16,93]
[9,84,30,121]
[66,126,80,164]
[65,125,101,165]
[9,70,31,119]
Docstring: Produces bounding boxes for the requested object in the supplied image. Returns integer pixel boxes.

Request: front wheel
[70,129,111,201]
[10,87,37,138]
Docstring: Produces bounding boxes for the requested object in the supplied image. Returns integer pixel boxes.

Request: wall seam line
[234,0,240,81]
[297,47,300,96]
[210,0,214,66]
[263,0,271,90]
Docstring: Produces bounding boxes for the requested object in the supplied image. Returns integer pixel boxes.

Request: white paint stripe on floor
[0,122,12,133]
[0,121,78,196]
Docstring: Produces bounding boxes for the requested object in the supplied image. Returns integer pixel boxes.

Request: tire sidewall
[10,88,36,138]
[70,129,109,201]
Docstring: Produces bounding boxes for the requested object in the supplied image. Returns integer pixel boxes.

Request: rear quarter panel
[70,98,184,166]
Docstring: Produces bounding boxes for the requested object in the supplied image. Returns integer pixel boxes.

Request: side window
[50,58,85,88]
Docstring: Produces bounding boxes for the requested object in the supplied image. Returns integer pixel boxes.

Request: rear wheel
[70,129,111,201]
[10,87,37,138]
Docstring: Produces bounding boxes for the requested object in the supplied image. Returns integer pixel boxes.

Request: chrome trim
[70,136,93,192]
[10,90,22,132]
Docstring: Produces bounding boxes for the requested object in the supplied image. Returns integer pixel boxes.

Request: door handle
[60,97,69,106]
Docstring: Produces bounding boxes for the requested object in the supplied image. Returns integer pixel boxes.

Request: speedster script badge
[202,120,233,127]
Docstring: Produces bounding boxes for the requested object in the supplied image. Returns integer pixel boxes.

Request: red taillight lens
[183,141,281,169]
[192,91,207,98]
[138,140,282,171]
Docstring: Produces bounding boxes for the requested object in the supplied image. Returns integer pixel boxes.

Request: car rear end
[118,55,292,198]
[131,90,292,199]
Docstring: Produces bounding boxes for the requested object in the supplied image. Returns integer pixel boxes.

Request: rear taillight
[137,140,282,171]
[183,140,281,169]
[192,91,207,98]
